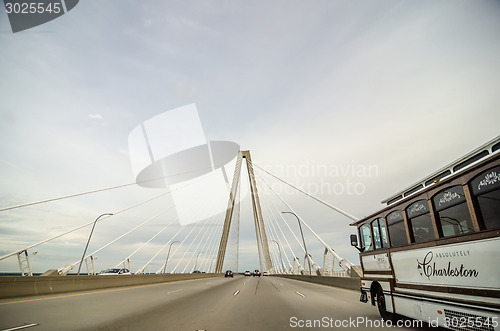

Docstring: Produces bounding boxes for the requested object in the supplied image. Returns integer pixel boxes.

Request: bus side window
[470,166,500,230]
[360,224,373,252]
[386,210,408,247]
[371,219,381,249]
[432,186,474,237]
[371,218,387,249]
[406,200,435,243]
[378,218,389,248]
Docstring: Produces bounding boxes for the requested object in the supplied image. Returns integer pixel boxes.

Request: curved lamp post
[194,251,203,272]
[282,211,312,276]
[270,240,285,273]
[163,241,179,274]
[77,213,113,275]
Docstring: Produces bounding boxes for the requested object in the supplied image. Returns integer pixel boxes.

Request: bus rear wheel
[375,287,395,321]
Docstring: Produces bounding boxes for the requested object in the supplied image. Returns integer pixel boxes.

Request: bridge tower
[215,150,273,273]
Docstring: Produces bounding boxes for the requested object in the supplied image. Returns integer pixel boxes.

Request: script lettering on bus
[477,171,499,191]
[417,252,478,280]
[409,203,425,214]
[438,191,461,206]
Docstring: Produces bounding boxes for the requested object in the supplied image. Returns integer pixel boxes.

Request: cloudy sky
[0,0,499,274]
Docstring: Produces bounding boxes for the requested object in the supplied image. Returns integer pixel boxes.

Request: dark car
[225,270,233,277]
[253,269,261,277]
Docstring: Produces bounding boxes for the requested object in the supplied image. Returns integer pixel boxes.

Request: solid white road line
[167,289,183,295]
[1,324,38,331]
[233,290,240,296]
[295,291,306,298]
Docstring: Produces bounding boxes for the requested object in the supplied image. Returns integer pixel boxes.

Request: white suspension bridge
[0,151,359,278]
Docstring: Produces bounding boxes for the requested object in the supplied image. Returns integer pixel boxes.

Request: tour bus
[350,136,500,330]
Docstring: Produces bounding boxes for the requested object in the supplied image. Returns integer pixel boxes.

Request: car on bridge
[224,270,233,277]
[253,269,261,277]
[99,268,131,275]
[262,271,269,276]
[244,270,251,276]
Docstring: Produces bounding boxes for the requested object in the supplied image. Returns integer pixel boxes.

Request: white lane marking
[1,324,38,331]
[233,290,240,296]
[167,289,183,295]
[280,283,284,286]
[243,283,246,286]
[295,291,306,298]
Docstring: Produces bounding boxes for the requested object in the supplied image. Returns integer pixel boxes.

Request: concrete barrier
[0,273,223,299]
[271,275,360,291]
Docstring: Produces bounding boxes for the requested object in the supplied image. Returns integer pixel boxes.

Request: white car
[99,268,132,275]
[262,271,269,276]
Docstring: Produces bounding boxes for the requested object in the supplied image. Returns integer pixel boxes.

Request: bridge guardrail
[271,274,360,291]
[0,273,222,299]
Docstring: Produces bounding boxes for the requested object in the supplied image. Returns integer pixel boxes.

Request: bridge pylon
[215,150,273,273]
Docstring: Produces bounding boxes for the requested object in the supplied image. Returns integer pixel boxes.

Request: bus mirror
[350,234,358,247]
[350,234,362,252]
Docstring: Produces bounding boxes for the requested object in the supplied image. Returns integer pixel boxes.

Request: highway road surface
[0,275,439,330]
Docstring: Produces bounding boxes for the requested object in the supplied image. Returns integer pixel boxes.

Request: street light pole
[209,257,216,273]
[77,213,113,275]
[163,241,179,274]
[282,211,312,276]
[194,251,203,272]
[270,240,285,273]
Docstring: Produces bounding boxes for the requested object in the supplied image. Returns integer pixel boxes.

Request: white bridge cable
[60,205,175,274]
[253,168,324,274]
[260,196,292,273]
[114,215,179,268]
[254,170,306,253]
[253,165,354,273]
[251,162,359,222]
[258,192,286,273]
[256,179,298,271]
[175,186,228,273]
[199,211,226,272]
[0,176,205,262]
[199,169,242,273]
[167,193,221,274]
[183,214,220,273]
[0,166,215,213]
[171,220,208,273]
[147,186,222,274]
[189,211,226,273]
[198,217,222,272]
[138,226,185,274]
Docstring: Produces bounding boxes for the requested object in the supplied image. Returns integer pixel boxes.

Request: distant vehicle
[225,270,233,278]
[99,268,131,275]
[253,269,261,277]
[192,270,202,273]
[244,270,251,276]
[262,271,269,276]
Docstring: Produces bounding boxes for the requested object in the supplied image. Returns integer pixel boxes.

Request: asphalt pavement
[0,275,437,330]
